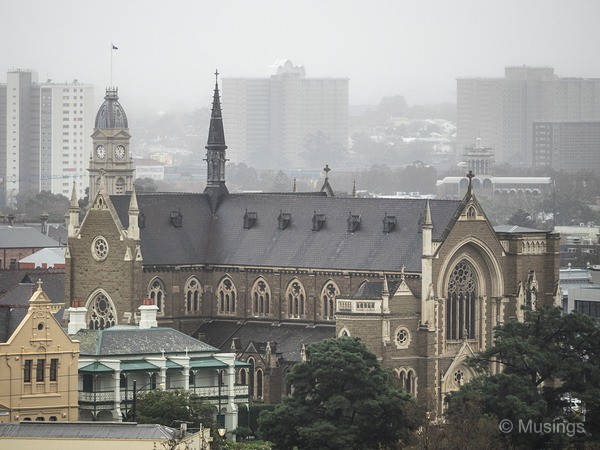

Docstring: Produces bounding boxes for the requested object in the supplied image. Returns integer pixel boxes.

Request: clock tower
[89,88,134,200]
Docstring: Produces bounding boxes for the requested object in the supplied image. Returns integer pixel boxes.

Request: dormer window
[138,210,146,229]
[312,212,326,231]
[383,213,396,233]
[347,212,361,232]
[170,210,183,228]
[278,211,291,230]
[244,210,257,229]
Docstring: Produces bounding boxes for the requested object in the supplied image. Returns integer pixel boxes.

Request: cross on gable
[37,279,43,291]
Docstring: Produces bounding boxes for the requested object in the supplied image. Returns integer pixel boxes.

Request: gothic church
[66,76,560,412]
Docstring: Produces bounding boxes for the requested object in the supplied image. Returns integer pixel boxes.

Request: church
[65,74,561,412]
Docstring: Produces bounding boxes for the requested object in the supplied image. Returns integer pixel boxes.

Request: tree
[301,131,347,168]
[507,209,536,228]
[447,307,600,448]
[134,177,158,192]
[15,190,69,222]
[133,389,214,430]
[257,337,414,449]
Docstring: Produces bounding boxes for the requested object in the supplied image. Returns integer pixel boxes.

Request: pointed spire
[128,184,139,213]
[424,199,432,228]
[206,70,227,150]
[352,180,356,198]
[70,183,78,210]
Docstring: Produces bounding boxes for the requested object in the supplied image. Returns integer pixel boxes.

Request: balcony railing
[336,299,382,314]
[79,384,250,406]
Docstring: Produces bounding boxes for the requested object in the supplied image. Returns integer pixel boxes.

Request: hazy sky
[3,0,600,114]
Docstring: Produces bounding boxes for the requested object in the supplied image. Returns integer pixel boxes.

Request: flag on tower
[112,43,118,50]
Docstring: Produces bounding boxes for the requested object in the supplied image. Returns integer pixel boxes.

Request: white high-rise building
[222,61,349,168]
[0,70,94,207]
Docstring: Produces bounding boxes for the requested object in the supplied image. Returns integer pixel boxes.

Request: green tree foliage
[133,389,214,430]
[507,209,535,228]
[15,190,69,222]
[257,337,414,449]
[134,177,158,192]
[447,307,600,448]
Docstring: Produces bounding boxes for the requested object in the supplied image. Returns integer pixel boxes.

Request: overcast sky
[3,0,600,114]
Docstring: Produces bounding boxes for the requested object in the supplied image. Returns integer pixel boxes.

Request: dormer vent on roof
[244,210,257,229]
[383,213,396,233]
[138,209,146,229]
[347,212,361,232]
[312,212,326,231]
[170,209,183,228]
[278,211,292,230]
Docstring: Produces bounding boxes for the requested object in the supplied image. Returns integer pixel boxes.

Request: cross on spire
[214,69,219,83]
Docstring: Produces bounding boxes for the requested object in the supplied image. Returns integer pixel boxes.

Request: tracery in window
[149,278,166,315]
[217,276,237,315]
[87,292,117,330]
[185,277,202,314]
[394,326,411,349]
[251,278,271,317]
[286,279,306,319]
[321,280,339,320]
[446,260,478,340]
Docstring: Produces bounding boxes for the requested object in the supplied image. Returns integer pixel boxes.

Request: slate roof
[194,319,336,362]
[74,326,218,356]
[352,280,401,299]
[112,192,461,272]
[0,422,176,440]
[0,227,62,248]
[494,224,546,234]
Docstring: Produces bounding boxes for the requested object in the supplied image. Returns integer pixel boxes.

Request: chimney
[67,299,87,334]
[138,298,158,329]
[40,212,49,235]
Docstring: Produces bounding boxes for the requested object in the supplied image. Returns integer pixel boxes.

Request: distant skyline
[3,0,600,115]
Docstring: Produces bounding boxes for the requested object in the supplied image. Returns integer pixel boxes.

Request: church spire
[204,70,229,211]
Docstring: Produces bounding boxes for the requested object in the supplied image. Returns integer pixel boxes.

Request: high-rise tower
[89,88,134,200]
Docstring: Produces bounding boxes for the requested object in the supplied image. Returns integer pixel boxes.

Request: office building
[457,67,600,167]
[222,60,348,167]
[0,70,94,207]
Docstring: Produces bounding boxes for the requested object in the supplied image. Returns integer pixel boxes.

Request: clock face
[96,145,106,159]
[115,145,126,159]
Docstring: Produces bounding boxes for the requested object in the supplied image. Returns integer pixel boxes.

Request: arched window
[321,280,339,320]
[396,368,417,396]
[87,292,117,330]
[446,260,478,340]
[149,278,165,315]
[286,279,306,319]
[189,371,196,386]
[217,276,237,315]
[256,369,264,400]
[240,369,247,386]
[150,372,158,390]
[247,358,255,398]
[185,277,202,314]
[251,278,271,317]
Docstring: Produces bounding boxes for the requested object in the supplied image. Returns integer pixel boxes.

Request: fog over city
[3,0,600,113]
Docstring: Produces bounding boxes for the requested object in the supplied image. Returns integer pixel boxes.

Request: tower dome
[95,88,128,129]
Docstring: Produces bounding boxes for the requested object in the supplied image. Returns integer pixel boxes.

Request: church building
[65,74,560,412]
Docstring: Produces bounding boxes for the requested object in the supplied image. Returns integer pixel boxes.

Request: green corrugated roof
[234,360,251,367]
[121,360,159,371]
[166,360,183,369]
[189,357,227,369]
[79,362,114,373]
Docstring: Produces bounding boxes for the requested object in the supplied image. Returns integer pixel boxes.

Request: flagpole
[110,43,113,86]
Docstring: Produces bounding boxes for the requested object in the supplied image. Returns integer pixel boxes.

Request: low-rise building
[68,299,249,431]
[0,281,79,422]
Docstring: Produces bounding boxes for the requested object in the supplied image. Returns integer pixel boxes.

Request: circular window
[37,323,44,331]
[454,369,464,384]
[92,236,109,261]
[394,326,411,348]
